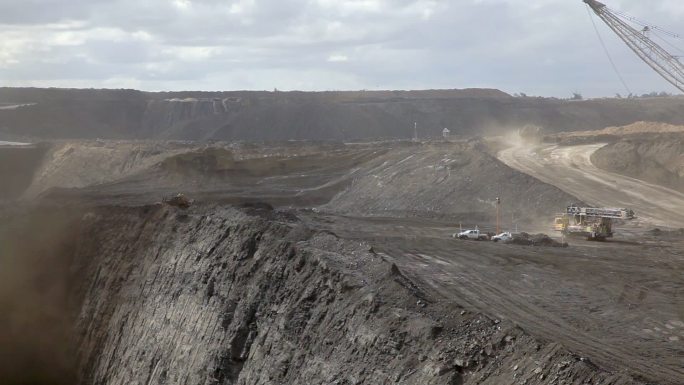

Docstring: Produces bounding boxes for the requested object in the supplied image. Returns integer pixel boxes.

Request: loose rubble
[509,232,569,247]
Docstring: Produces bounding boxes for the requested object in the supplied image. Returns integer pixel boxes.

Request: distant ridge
[1,87,683,141]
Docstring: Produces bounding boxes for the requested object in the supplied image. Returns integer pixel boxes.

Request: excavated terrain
[324,141,576,223]
[1,136,682,384]
[591,135,684,192]
[1,203,649,385]
[1,89,683,384]
[5,139,575,226]
[541,121,684,193]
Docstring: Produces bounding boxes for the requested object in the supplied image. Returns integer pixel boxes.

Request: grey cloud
[0,0,112,24]
[0,0,682,96]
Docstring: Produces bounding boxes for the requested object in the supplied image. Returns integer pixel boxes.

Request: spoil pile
[325,141,579,223]
[591,137,684,192]
[510,232,568,247]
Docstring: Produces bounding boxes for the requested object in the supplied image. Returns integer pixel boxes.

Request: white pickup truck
[491,232,513,242]
[454,229,489,241]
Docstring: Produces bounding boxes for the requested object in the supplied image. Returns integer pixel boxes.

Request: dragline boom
[584,0,684,93]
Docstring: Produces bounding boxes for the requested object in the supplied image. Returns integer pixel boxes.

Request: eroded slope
[326,141,578,224]
[591,136,684,192]
[0,203,645,385]
[24,140,580,227]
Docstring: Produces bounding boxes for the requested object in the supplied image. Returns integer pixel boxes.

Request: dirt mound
[600,121,684,135]
[23,141,193,198]
[509,232,568,247]
[36,142,390,208]
[554,121,684,139]
[26,140,582,227]
[0,204,644,384]
[591,137,684,192]
[545,121,684,145]
[325,141,580,224]
[158,146,376,177]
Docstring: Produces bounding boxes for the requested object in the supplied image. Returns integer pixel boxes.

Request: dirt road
[380,237,684,385]
[498,143,684,229]
[301,213,684,384]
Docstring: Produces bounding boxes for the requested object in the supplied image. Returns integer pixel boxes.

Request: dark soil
[0,203,651,385]
[509,232,569,247]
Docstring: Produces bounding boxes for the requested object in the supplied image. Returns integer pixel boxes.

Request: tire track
[376,239,684,384]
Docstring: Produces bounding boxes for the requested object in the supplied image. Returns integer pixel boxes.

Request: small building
[442,127,450,139]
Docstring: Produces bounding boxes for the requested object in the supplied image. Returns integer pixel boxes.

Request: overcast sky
[1,0,683,97]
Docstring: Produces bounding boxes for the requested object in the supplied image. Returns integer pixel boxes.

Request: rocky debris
[1,204,642,384]
[509,232,568,247]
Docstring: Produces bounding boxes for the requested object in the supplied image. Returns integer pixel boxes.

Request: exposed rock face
[1,204,642,385]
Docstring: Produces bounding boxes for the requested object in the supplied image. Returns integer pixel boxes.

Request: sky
[1,0,683,97]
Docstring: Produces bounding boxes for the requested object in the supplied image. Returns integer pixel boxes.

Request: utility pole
[512,212,518,233]
[496,197,501,234]
[413,122,418,142]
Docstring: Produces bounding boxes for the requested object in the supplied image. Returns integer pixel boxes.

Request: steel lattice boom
[584,0,684,93]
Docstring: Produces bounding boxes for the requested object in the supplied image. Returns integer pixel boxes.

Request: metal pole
[496,197,501,234]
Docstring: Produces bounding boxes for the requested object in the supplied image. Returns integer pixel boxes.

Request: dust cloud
[0,145,46,201]
[0,208,81,385]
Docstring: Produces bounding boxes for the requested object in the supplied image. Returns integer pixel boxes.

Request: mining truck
[554,205,634,240]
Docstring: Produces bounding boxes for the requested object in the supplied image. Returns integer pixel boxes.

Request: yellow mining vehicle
[554,205,634,240]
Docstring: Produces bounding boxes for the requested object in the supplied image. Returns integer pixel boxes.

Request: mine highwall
[1,204,642,385]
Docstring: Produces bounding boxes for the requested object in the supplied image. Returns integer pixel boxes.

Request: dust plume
[0,207,81,385]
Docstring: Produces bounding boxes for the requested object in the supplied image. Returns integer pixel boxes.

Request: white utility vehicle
[454,229,489,241]
[491,232,513,242]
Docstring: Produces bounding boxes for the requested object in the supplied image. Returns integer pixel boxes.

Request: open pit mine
[1,87,683,385]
